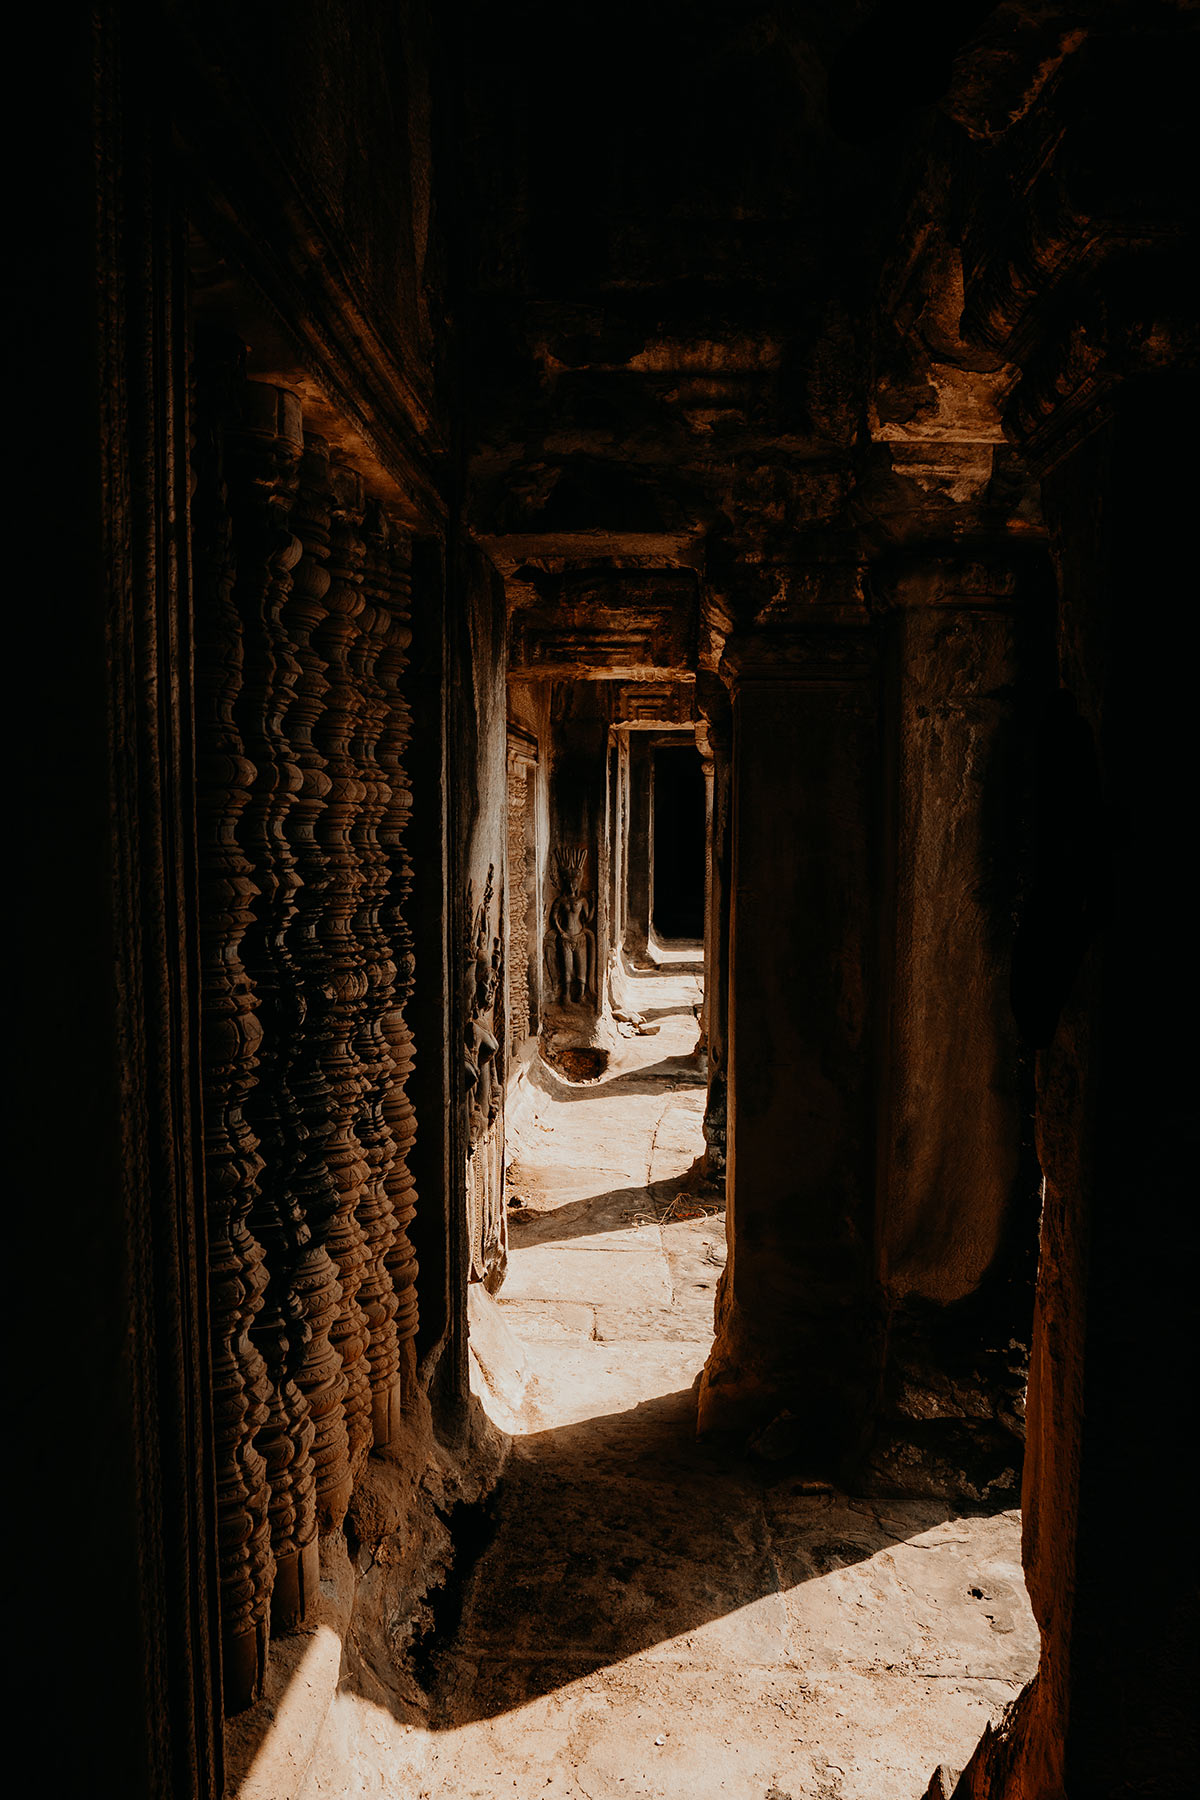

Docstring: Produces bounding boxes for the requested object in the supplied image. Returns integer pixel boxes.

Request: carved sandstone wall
[192,351,421,1712]
[506,765,531,1049]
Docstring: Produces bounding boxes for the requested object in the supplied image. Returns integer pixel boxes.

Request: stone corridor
[369,971,1036,1800]
[34,9,1196,1794]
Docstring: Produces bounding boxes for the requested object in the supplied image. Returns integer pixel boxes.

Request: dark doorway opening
[652,742,705,941]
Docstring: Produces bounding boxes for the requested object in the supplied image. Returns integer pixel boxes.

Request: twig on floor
[624,1192,726,1228]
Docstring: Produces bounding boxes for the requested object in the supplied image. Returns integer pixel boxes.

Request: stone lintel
[722,556,866,627]
[871,548,1045,612]
[508,569,699,679]
[616,714,698,732]
[720,617,876,691]
[509,658,691,684]
[511,621,695,680]
[613,677,696,728]
[481,531,703,575]
[506,724,539,770]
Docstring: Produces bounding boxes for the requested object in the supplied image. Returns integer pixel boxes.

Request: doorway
[652,740,706,944]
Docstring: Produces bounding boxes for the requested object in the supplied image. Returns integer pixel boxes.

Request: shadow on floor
[338,1382,1027,1731]
[506,1174,719,1249]
[527,1053,706,1109]
[629,1001,703,1023]
[629,958,705,977]
[605,1052,706,1087]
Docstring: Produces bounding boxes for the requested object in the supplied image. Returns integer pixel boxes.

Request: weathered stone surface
[297,973,1036,1797]
[33,8,1198,1797]
[701,628,881,1463]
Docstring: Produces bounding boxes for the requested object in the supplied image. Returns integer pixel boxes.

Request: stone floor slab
[302,972,1037,1800]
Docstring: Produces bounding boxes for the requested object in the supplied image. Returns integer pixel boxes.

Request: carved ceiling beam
[479,531,704,582]
[508,567,700,680]
[612,680,698,728]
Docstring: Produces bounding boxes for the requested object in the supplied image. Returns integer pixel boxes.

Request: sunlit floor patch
[297,970,1037,1800]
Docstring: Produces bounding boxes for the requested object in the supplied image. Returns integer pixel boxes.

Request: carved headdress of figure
[556,845,587,893]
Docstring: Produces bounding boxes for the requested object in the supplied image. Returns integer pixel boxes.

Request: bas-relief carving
[464,866,507,1289]
[616,681,696,725]
[545,847,597,1005]
[506,762,533,1047]
[464,866,502,1140]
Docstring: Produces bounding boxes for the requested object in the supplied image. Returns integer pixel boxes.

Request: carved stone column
[622,732,654,967]
[465,863,507,1286]
[226,379,320,1635]
[311,463,373,1482]
[695,738,714,1052]
[358,502,415,1439]
[695,675,732,1183]
[375,522,420,1402]
[945,26,1199,1796]
[282,435,352,1532]
[698,624,880,1469]
[866,553,1045,1495]
[193,348,275,1712]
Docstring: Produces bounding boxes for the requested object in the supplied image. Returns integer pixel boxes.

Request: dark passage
[652,743,705,941]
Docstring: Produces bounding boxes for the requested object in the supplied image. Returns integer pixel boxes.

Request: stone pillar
[405,538,456,1392]
[958,384,1198,1800]
[363,504,417,1437]
[696,737,714,1049]
[622,732,654,966]
[699,626,879,1467]
[947,25,1199,1792]
[312,463,374,1488]
[284,436,353,1530]
[695,674,732,1182]
[597,733,617,998]
[869,555,1045,1495]
[449,545,510,1302]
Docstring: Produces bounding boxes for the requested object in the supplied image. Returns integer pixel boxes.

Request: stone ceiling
[459,2,1101,676]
